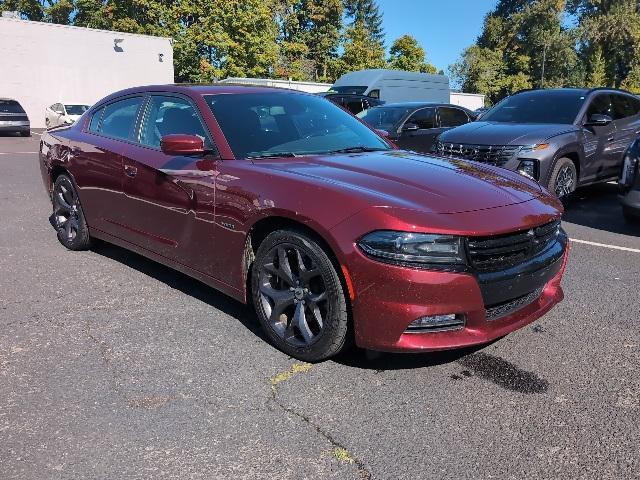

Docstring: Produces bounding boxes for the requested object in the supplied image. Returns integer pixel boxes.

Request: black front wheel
[50,174,91,250]
[251,230,350,362]
[548,157,577,202]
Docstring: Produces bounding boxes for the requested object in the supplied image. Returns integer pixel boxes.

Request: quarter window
[98,97,143,140]
[139,95,210,149]
[406,108,436,129]
[88,107,104,133]
[439,107,469,127]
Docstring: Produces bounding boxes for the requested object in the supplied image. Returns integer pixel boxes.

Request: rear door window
[98,97,144,141]
[406,108,436,129]
[611,94,638,120]
[439,107,470,127]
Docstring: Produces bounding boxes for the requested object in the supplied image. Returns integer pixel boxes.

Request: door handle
[124,165,137,178]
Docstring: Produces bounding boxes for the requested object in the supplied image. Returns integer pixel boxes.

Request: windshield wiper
[325,146,389,154]
[246,152,300,159]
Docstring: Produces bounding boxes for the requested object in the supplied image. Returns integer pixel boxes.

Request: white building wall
[0,17,174,127]
[450,91,486,111]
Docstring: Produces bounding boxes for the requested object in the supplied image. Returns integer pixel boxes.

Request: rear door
[119,93,219,274]
[71,96,144,237]
[396,107,439,153]
[581,93,618,181]
[610,93,640,175]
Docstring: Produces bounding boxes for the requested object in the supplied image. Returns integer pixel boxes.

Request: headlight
[357,230,465,266]
[520,143,549,152]
[517,159,538,180]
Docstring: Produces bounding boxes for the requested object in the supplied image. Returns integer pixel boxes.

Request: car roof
[512,87,637,97]
[371,101,467,109]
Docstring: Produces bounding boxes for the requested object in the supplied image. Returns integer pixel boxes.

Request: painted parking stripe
[0,151,38,155]
[572,238,640,253]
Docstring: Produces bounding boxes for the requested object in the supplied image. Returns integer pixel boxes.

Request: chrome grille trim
[485,287,544,321]
[435,142,521,167]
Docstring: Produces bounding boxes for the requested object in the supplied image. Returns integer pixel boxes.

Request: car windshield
[330,86,368,95]
[65,104,89,115]
[205,93,390,158]
[357,106,412,131]
[0,100,25,114]
[481,90,587,124]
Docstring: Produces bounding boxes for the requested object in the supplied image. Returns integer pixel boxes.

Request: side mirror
[160,134,205,156]
[402,123,420,132]
[585,114,612,126]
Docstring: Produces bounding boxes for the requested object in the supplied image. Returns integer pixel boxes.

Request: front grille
[0,114,28,121]
[485,287,544,321]
[435,142,521,167]
[467,220,561,272]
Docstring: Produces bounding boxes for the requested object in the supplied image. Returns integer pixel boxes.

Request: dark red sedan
[40,85,569,361]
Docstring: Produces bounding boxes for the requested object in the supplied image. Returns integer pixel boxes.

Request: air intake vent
[485,287,544,321]
[435,142,521,167]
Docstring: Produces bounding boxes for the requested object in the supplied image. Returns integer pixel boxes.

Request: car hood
[259,150,543,214]
[439,121,578,146]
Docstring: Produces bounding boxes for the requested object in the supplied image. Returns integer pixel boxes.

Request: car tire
[20,130,30,137]
[251,229,350,362]
[548,157,577,201]
[50,174,92,251]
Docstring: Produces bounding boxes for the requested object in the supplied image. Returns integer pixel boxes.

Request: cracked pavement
[1,134,639,479]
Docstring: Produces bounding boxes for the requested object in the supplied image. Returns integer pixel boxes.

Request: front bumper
[346,234,569,352]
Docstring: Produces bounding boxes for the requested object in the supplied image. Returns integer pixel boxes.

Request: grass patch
[333,447,353,463]
[270,362,313,387]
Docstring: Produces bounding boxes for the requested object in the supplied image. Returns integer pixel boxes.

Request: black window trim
[85,94,146,145]
[134,92,219,156]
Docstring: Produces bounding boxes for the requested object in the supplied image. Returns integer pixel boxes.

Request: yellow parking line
[572,238,640,253]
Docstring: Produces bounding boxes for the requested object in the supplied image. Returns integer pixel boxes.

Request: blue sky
[378,0,498,72]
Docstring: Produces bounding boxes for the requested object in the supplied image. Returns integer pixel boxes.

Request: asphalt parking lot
[1,132,639,479]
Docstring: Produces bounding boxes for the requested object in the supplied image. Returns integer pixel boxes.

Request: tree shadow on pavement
[564,183,640,236]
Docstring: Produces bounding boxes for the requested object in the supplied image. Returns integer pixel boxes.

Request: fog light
[406,314,465,332]
[517,159,538,180]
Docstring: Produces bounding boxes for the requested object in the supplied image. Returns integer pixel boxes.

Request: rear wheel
[548,157,577,201]
[51,174,91,250]
[251,230,350,362]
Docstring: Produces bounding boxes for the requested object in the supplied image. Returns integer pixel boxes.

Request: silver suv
[0,98,30,137]
[435,88,640,198]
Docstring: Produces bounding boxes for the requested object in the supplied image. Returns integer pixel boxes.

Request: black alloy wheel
[252,230,349,361]
[51,174,91,250]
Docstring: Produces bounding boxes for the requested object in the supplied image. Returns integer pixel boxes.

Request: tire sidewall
[251,230,349,362]
[548,157,577,201]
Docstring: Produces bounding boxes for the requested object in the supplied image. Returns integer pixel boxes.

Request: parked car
[331,69,450,103]
[319,92,383,115]
[474,106,490,119]
[357,102,476,153]
[45,102,90,128]
[434,88,640,198]
[619,137,640,222]
[40,85,568,361]
[0,98,30,136]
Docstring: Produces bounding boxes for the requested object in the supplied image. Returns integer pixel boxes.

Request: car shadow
[90,241,265,340]
[90,241,487,370]
[564,183,640,236]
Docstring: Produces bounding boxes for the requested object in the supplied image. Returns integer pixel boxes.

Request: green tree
[343,0,383,44]
[388,34,437,73]
[333,19,385,78]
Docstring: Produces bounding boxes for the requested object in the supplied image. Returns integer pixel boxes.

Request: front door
[610,93,640,177]
[119,94,219,276]
[396,107,440,153]
[582,93,618,181]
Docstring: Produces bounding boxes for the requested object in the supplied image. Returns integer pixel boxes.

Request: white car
[45,102,90,128]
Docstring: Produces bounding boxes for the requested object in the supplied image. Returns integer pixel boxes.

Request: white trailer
[0,17,174,128]
[450,91,486,111]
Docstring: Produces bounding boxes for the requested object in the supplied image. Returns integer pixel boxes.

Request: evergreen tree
[343,0,384,44]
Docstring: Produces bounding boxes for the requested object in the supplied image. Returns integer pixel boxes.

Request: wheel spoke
[276,247,295,286]
[55,191,72,211]
[60,184,74,206]
[307,291,327,305]
[309,303,323,329]
[64,218,73,239]
[293,302,313,344]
